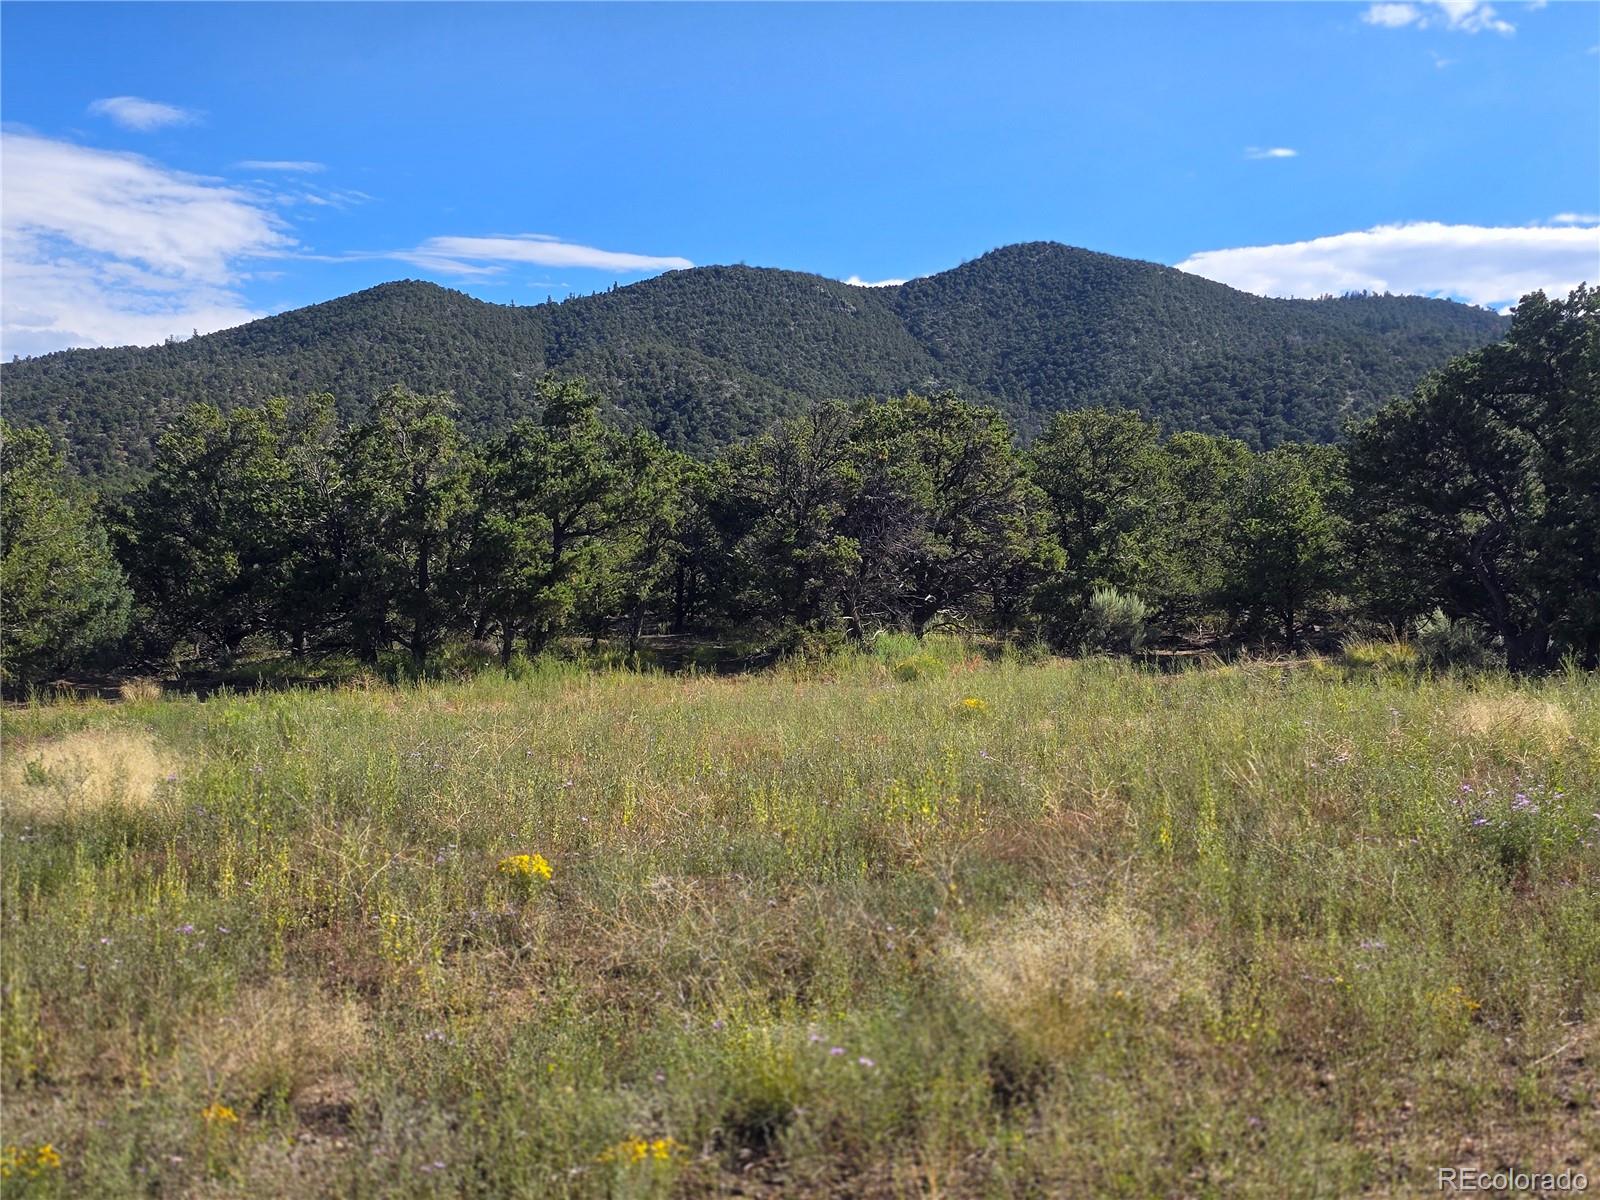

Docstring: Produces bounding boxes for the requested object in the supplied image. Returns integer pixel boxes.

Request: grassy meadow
[2,640,1597,1197]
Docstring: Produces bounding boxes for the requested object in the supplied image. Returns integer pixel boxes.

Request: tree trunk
[628,601,647,655]
[411,538,432,667]
[526,622,554,657]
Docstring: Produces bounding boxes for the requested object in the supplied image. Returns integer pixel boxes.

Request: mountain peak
[1,241,1508,476]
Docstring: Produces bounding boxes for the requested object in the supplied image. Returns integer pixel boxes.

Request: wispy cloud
[87,96,199,132]
[1550,212,1600,225]
[276,188,373,210]
[1244,147,1298,160]
[1361,1,1515,34]
[1,133,292,357]
[389,234,692,276]
[843,275,908,288]
[236,160,325,173]
[1175,220,1599,310]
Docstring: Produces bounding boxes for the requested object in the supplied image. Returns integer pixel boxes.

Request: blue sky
[2,1,1597,357]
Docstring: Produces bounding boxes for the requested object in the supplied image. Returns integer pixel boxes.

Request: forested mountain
[1,242,1509,476]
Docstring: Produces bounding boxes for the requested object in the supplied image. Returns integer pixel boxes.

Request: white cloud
[1175,220,1599,310]
[1550,213,1600,225]
[237,160,325,173]
[1362,3,1423,28]
[1244,147,1299,160]
[843,275,908,288]
[1,133,292,357]
[87,96,198,132]
[1436,1,1515,34]
[390,234,692,276]
[1361,0,1515,33]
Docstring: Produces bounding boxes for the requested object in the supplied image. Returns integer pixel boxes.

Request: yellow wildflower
[2,1142,63,1178]
[497,852,553,880]
[201,1102,240,1125]
[959,697,987,713]
[598,1135,685,1165]
[1431,984,1482,1022]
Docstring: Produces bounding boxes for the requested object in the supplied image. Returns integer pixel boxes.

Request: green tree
[466,379,675,661]
[1348,287,1599,669]
[117,399,325,665]
[718,403,862,632]
[1029,408,1172,642]
[844,393,1056,635]
[339,388,472,666]
[573,446,687,654]
[1,421,131,687]
[1221,448,1341,650]
[1161,431,1252,618]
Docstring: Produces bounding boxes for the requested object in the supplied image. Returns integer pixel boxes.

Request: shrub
[891,653,942,682]
[1083,587,1151,655]
[1413,608,1491,669]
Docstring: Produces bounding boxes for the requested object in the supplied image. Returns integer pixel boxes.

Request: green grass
[2,646,1597,1197]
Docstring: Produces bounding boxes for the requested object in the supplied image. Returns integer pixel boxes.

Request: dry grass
[1,727,179,819]
[1451,693,1573,750]
[944,898,1220,1059]
[190,981,369,1113]
[118,677,165,703]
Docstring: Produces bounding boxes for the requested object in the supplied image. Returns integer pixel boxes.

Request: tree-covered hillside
[1,242,1509,475]
[894,243,1509,442]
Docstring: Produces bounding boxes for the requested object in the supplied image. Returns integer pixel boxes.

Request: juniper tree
[0,421,130,687]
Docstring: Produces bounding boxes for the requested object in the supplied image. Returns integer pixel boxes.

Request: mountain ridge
[1,241,1510,475]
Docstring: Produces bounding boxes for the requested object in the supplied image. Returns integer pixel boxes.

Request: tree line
[2,287,1594,687]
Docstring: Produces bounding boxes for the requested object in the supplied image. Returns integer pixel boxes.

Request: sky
[2,1,1597,359]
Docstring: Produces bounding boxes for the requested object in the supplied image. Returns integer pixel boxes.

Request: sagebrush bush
[1413,607,1492,669]
[1083,586,1152,654]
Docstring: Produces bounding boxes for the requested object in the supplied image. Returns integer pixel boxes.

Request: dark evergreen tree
[1221,448,1342,650]
[844,394,1056,635]
[465,379,676,661]
[338,388,472,666]
[1347,286,1599,668]
[1029,408,1172,642]
[0,422,131,687]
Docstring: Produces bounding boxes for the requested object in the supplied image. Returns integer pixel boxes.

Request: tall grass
[2,646,1596,1196]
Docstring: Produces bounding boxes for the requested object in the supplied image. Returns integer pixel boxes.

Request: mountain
[1,242,1509,476]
